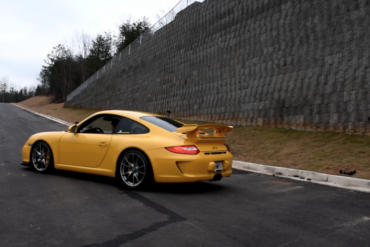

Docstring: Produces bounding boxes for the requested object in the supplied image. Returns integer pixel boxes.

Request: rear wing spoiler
[176,124,233,139]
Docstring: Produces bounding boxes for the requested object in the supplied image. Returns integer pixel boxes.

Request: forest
[0,18,150,103]
[0,77,36,103]
[37,18,151,102]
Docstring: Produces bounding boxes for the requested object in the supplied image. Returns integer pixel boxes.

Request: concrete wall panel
[65,0,370,133]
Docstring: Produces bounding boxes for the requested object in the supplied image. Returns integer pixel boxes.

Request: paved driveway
[1,103,370,247]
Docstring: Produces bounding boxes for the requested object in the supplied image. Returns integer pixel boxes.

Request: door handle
[99,142,107,147]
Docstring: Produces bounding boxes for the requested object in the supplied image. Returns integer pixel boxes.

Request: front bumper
[22,142,32,163]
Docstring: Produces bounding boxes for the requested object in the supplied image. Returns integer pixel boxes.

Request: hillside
[15,96,370,179]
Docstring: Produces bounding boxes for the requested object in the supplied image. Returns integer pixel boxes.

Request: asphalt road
[1,103,370,247]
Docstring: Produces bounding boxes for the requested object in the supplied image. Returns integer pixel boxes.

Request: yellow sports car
[21,110,233,189]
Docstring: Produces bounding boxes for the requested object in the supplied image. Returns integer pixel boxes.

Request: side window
[113,117,149,134]
[78,115,121,134]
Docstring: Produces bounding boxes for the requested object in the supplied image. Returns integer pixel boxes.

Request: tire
[31,141,54,173]
[116,150,153,190]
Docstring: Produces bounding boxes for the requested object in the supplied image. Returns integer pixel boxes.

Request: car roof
[95,110,163,118]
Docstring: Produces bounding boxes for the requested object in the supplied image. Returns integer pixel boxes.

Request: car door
[59,114,120,168]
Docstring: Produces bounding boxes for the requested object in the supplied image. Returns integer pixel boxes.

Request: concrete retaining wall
[65,0,370,134]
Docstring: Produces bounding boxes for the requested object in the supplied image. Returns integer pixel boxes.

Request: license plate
[214,161,223,172]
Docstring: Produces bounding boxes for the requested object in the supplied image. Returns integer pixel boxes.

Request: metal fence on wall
[67,0,204,101]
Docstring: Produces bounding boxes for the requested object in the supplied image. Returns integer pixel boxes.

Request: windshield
[140,116,183,132]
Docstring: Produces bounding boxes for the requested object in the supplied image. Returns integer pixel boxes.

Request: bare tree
[155,9,177,30]
[71,32,93,83]
[74,32,93,59]
[0,77,9,103]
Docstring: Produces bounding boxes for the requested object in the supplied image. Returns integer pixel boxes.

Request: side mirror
[68,124,77,133]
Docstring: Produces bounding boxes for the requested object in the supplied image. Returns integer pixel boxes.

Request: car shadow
[22,167,117,186]
[142,181,226,194]
[22,167,226,194]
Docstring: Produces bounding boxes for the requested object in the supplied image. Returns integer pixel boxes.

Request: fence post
[129,44,131,55]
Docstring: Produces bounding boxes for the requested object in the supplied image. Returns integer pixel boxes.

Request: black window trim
[77,114,121,134]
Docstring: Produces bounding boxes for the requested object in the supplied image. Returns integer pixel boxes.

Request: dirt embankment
[17,96,99,123]
[15,96,370,179]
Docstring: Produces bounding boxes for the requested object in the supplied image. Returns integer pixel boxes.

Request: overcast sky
[0,0,184,90]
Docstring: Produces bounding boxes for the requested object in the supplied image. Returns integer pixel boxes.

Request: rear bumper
[146,148,233,183]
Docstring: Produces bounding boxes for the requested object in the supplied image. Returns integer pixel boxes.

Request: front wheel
[116,150,153,190]
[31,141,54,173]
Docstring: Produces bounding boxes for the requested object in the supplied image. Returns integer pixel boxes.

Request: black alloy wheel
[117,150,153,189]
[31,141,54,173]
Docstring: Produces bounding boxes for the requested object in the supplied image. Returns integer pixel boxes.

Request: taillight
[165,145,200,155]
[224,144,230,152]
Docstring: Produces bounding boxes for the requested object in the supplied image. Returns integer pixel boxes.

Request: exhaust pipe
[210,173,222,181]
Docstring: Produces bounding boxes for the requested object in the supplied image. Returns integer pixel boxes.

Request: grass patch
[182,120,370,179]
[15,98,370,180]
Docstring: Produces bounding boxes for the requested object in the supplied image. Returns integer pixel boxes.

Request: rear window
[140,116,183,132]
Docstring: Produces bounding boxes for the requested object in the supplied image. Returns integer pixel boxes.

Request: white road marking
[334,216,370,229]
[11,104,73,126]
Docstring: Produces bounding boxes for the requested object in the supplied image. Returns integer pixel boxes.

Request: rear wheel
[117,150,153,190]
[31,141,54,173]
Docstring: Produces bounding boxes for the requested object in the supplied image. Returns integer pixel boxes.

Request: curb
[10,104,370,193]
[233,160,370,193]
[11,104,73,127]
